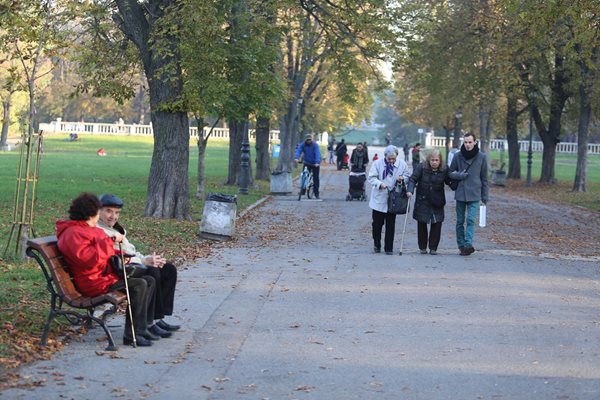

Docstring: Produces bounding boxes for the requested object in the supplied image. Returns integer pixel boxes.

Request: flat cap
[99,194,124,208]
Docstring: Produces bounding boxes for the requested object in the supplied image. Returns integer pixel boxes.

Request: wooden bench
[26,236,127,351]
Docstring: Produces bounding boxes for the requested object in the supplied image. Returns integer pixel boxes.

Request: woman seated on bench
[55,192,157,347]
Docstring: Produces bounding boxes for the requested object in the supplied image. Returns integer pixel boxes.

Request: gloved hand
[454,171,469,180]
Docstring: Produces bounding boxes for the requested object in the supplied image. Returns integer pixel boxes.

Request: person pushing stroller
[347,143,369,201]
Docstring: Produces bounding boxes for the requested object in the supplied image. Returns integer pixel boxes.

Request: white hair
[384,145,398,158]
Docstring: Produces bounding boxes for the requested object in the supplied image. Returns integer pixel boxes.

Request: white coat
[367,157,410,213]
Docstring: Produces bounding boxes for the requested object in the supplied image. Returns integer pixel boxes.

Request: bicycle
[297,162,315,200]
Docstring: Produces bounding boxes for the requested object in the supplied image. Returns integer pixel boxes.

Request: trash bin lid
[206,193,237,203]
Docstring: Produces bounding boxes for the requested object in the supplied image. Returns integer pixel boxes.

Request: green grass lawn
[0,134,271,368]
[487,149,600,182]
[0,135,268,249]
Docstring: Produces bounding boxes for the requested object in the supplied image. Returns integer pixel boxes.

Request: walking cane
[118,243,136,348]
[398,198,411,256]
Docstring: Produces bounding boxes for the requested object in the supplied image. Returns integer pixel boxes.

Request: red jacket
[56,220,119,297]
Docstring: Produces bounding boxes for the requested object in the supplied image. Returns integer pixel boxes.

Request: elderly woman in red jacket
[56,192,157,347]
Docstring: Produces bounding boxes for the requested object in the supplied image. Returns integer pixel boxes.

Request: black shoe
[385,251,393,255]
[459,246,465,255]
[157,319,181,332]
[464,246,475,255]
[150,324,172,338]
[123,335,153,347]
[139,329,161,341]
[374,247,381,253]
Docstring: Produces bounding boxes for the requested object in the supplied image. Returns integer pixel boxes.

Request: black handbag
[449,179,459,191]
[108,255,147,278]
[387,181,409,214]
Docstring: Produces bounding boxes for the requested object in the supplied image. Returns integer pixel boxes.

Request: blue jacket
[295,141,321,165]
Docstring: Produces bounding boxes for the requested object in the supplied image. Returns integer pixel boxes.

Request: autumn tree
[74,1,191,220]
[274,0,397,174]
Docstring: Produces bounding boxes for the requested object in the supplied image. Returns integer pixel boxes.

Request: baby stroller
[341,154,350,170]
[346,171,367,201]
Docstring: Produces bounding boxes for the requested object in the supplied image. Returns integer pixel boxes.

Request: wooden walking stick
[118,243,136,347]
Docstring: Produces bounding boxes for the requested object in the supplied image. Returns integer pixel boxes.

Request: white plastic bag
[479,204,486,228]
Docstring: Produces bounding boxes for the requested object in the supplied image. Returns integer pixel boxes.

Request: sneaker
[464,246,475,255]
[429,250,437,255]
[374,247,381,253]
[420,249,427,254]
[459,246,465,255]
[385,251,393,255]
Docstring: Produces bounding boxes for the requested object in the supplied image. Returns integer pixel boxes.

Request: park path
[2,164,600,400]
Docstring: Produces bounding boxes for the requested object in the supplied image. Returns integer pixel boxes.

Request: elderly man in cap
[294,133,322,199]
[98,194,181,337]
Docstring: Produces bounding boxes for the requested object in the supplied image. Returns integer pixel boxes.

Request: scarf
[460,142,480,160]
[383,159,395,179]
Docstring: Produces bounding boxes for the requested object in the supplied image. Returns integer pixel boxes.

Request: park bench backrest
[27,236,85,304]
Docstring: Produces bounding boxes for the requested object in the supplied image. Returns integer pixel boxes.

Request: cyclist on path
[295,134,322,199]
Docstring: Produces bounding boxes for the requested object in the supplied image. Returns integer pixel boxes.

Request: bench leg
[86,310,119,351]
[40,308,56,346]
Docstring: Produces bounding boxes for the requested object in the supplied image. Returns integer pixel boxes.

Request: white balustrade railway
[39,120,281,143]
[38,120,599,154]
[424,133,600,155]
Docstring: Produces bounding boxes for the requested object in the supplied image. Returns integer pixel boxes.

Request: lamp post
[525,111,533,188]
[239,122,250,195]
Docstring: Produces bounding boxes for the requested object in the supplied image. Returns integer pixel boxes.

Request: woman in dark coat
[406,149,450,255]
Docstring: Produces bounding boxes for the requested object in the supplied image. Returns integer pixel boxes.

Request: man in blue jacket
[294,134,322,199]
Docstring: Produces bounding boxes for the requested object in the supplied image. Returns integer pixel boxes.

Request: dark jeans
[131,263,177,320]
[372,210,397,252]
[336,156,345,170]
[306,164,320,196]
[417,221,442,251]
[109,275,156,336]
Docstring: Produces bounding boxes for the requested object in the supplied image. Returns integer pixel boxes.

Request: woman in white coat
[367,145,411,255]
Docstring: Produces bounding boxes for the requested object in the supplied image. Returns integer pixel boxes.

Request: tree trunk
[226,120,243,185]
[573,83,591,192]
[135,80,147,124]
[115,0,191,220]
[505,93,521,179]
[144,110,190,219]
[275,100,297,173]
[196,118,209,199]
[478,100,494,155]
[226,119,253,187]
[444,121,452,162]
[1,95,11,149]
[535,54,569,184]
[255,116,271,180]
[452,113,461,150]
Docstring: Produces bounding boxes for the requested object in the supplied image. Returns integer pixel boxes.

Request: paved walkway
[2,165,600,399]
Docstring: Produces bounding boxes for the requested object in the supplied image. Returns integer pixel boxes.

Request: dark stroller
[346,172,367,201]
[341,154,350,170]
